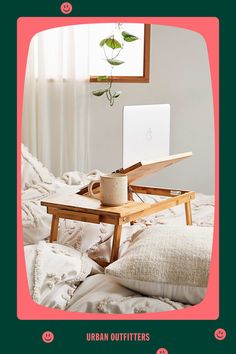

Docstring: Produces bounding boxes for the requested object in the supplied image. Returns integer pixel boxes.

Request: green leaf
[99,37,122,49]
[105,37,122,49]
[97,76,108,82]
[107,59,124,66]
[92,89,108,96]
[99,38,107,47]
[122,31,139,42]
[113,90,122,98]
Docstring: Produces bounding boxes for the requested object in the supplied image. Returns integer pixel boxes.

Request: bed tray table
[41,152,195,267]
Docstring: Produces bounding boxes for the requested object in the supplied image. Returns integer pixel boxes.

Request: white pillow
[21,144,55,190]
[106,225,213,305]
[25,241,93,310]
[22,201,52,244]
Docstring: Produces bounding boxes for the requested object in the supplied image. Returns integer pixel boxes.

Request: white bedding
[66,274,190,313]
[22,164,214,314]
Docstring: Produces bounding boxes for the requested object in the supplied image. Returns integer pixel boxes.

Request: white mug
[88,173,128,206]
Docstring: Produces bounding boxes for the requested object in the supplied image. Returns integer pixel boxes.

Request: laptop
[78,104,192,195]
[122,104,170,169]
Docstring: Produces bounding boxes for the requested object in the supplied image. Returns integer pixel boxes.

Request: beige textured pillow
[106,225,213,305]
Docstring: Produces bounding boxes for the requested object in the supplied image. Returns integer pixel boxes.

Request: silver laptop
[122,104,170,168]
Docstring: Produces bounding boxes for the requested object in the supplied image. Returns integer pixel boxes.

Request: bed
[22,144,214,314]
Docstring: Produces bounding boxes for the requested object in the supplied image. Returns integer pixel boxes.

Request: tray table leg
[110,224,122,263]
[185,201,192,225]
[128,187,136,225]
[49,215,59,242]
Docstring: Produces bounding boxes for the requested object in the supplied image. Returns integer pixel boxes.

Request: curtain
[22,25,90,176]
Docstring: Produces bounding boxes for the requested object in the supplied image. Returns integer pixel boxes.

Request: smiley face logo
[156,348,168,354]
[214,328,226,341]
[42,331,54,343]
[60,2,73,14]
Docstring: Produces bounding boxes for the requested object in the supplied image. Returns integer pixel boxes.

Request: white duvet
[66,274,190,313]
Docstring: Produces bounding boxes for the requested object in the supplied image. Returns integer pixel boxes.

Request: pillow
[24,241,94,310]
[106,225,213,305]
[22,201,52,244]
[21,144,55,190]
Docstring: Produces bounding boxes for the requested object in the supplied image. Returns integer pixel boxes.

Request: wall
[89,25,214,195]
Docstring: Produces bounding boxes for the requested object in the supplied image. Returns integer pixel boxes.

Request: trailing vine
[92,24,139,106]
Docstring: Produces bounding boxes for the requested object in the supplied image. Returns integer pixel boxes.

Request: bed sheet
[66,274,190,314]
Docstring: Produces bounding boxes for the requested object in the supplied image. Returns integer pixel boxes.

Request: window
[89,23,150,83]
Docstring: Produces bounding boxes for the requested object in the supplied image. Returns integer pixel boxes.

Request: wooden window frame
[90,24,151,83]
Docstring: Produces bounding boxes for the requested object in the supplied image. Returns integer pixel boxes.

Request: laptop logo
[146,128,153,141]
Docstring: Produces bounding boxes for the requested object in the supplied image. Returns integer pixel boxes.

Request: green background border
[4,0,234,352]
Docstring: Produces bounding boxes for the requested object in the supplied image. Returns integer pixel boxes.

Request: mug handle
[88,180,101,199]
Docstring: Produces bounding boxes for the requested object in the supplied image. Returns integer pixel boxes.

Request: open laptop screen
[122,104,170,168]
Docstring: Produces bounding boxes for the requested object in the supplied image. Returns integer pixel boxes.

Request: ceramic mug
[88,173,128,206]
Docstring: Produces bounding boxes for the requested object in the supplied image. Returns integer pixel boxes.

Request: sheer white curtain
[22,25,90,176]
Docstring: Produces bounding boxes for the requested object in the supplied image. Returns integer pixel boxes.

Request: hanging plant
[92,24,139,106]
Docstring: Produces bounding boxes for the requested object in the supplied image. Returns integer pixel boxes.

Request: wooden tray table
[41,152,195,267]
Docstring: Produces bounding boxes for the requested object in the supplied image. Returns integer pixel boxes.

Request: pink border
[17,17,219,320]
